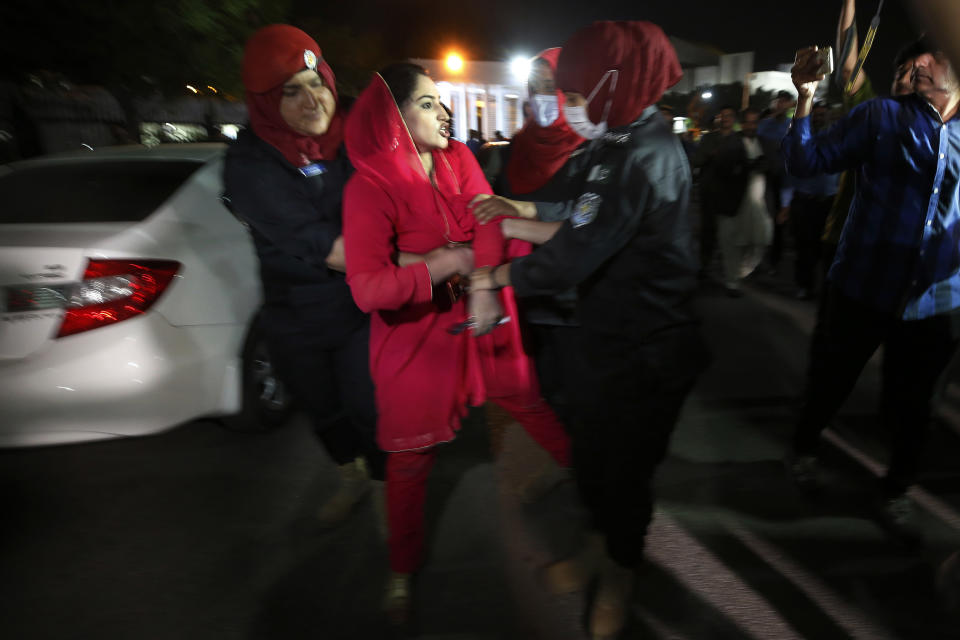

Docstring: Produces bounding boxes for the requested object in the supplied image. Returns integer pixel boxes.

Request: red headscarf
[241,24,344,167]
[556,21,682,128]
[505,48,585,194]
[345,73,477,243]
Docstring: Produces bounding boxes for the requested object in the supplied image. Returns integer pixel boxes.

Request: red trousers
[386,395,569,573]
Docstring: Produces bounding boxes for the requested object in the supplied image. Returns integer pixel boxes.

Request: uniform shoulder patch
[571,192,602,228]
[602,131,631,145]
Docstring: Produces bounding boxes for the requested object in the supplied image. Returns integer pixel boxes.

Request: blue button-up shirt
[791,171,840,199]
[783,94,960,320]
[757,116,791,144]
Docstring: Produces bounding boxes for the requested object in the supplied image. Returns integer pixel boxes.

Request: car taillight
[55,259,181,338]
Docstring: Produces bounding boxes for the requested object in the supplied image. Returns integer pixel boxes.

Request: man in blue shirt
[789,101,840,299]
[784,36,960,538]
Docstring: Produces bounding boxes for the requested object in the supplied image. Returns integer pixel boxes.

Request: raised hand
[792,46,827,100]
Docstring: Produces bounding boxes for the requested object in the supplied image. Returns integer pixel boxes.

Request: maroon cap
[242,24,323,94]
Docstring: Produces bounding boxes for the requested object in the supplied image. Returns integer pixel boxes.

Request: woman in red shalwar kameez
[341,63,570,622]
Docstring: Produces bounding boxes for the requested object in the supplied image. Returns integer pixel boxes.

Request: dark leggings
[263,309,385,478]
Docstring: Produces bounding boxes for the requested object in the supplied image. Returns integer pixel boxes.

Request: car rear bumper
[0,313,244,447]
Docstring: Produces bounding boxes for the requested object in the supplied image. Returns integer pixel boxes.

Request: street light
[445,53,464,73]
[701,90,713,100]
[510,56,531,83]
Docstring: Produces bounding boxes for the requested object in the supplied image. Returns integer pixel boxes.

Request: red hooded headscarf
[344,73,537,408]
[345,73,478,245]
[241,24,344,167]
[505,48,585,195]
[556,21,682,128]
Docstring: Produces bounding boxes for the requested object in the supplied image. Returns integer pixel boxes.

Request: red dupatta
[345,73,537,402]
[505,48,585,194]
[344,73,479,245]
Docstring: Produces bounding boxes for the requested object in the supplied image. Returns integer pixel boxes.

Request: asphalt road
[2,266,960,639]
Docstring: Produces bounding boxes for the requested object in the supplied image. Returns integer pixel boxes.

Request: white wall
[719,52,755,84]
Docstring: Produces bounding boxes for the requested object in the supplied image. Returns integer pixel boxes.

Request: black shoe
[786,454,823,496]
[875,492,923,546]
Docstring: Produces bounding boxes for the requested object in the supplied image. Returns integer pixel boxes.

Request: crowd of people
[221,0,960,633]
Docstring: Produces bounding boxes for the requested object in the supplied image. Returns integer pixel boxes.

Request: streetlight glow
[701,91,713,100]
[510,56,531,83]
[445,53,464,73]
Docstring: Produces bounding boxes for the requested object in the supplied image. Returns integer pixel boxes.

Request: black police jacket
[510,106,700,340]
[223,129,366,339]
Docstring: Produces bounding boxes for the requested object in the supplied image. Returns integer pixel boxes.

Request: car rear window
[0,160,203,224]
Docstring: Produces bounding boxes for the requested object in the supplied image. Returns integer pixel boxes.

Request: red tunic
[343,75,537,452]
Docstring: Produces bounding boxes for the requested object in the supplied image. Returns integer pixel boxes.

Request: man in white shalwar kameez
[716,108,773,296]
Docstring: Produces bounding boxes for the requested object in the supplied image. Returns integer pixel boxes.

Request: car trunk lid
[0,224,136,359]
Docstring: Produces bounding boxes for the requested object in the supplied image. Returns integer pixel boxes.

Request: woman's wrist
[501,218,515,240]
[490,264,502,289]
[489,263,511,289]
[470,265,502,291]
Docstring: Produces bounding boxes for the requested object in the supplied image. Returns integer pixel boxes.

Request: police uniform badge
[299,162,327,177]
[303,49,318,70]
[572,192,602,228]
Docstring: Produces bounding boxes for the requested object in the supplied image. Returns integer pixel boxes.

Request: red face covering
[241,24,344,167]
[505,48,586,195]
[556,21,682,128]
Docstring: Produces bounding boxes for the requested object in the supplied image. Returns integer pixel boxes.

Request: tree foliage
[0,0,292,95]
[295,18,389,99]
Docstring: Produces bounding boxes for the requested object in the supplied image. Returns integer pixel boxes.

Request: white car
[0,144,291,446]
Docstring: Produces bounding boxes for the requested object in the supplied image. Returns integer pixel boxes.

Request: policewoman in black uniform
[223,25,383,527]
[470,21,710,638]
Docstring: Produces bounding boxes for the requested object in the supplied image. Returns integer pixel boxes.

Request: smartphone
[815,46,834,76]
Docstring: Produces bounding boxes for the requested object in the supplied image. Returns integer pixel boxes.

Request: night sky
[309,0,923,89]
[0,0,929,96]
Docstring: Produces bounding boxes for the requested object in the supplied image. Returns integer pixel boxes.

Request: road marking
[745,285,960,533]
[726,521,898,640]
[634,608,692,639]
[823,428,960,533]
[647,513,804,640]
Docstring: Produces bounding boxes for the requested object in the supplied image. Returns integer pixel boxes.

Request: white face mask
[562,69,619,140]
[563,105,607,139]
[532,94,560,127]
